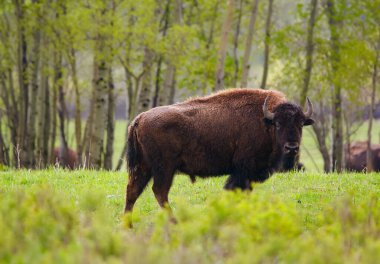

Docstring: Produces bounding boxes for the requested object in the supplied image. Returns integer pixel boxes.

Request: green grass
[1,170,380,263]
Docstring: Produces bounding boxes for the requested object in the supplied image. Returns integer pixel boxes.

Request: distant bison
[125,89,314,213]
[53,147,77,169]
[345,141,380,171]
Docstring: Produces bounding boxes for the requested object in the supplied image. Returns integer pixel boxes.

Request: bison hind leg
[125,166,152,213]
[151,165,176,209]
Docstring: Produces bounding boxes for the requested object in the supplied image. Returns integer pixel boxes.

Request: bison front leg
[224,173,251,190]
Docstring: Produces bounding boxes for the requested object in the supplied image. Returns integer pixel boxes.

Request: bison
[345,141,380,171]
[53,147,77,169]
[125,88,314,213]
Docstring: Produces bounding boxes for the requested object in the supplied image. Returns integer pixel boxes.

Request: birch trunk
[241,0,260,88]
[104,67,115,170]
[88,39,109,169]
[137,48,154,113]
[260,0,274,89]
[82,57,98,167]
[232,0,243,87]
[69,48,83,162]
[214,0,235,91]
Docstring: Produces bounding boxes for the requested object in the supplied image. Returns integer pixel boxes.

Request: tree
[214,0,234,91]
[300,0,318,106]
[104,67,115,170]
[260,0,274,89]
[88,5,111,169]
[240,0,260,88]
[14,0,29,167]
[326,0,343,172]
[367,48,378,172]
[232,0,243,87]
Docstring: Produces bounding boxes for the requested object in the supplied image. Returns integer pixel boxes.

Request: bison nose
[284,142,299,154]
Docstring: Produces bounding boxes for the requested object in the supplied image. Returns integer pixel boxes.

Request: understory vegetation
[0,170,379,263]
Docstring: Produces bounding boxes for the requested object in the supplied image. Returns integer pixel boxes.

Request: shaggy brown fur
[345,141,380,172]
[125,88,314,213]
[53,147,77,169]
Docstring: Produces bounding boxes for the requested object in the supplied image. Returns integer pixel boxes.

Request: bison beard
[125,89,314,213]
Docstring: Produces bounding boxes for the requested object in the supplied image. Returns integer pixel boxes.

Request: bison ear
[263,118,274,126]
[304,118,314,126]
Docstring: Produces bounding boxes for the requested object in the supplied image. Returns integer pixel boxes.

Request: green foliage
[0,170,380,263]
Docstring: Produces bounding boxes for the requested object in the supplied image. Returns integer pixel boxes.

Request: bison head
[263,97,314,170]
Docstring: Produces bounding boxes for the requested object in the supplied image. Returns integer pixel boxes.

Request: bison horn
[304,97,313,118]
[263,96,275,120]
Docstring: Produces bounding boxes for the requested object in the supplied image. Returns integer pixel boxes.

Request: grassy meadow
[0,121,379,263]
[1,169,380,263]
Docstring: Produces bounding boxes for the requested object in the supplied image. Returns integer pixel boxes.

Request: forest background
[0,0,379,172]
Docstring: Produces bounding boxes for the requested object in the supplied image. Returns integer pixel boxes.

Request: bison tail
[127,121,139,173]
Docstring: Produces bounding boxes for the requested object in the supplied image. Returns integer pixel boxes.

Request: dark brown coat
[345,141,380,172]
[53,147,77,169]
[125,89,314,212]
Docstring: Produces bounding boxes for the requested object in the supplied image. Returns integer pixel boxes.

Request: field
[1,121,379,263]
[1,169,380,263]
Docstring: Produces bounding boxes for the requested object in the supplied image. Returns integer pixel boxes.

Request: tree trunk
[50,68,58,165]
[115,66,141,171]
[137,48,154,113]
[159,0,182,105]
[0,118,9,166]
[88,37,109,169]
[232,0,243,87]
[214,0,235,91]
[69,48,83,163]
[36,33,50,168]
[260,0,274,89]
[326,0,343,172]
[56,52,70,168]
[153,0,170,107]
[15,0,29,167]
[366,49,379,172]
[7,70,19,164]
[312,125,331,172]
[240,0,260,88]
[104,67,115,170]
[42,75,50,167]
[311,101,331,172]
[300,0,318,106]
[0,71,18,166]
[26,25,41,168]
